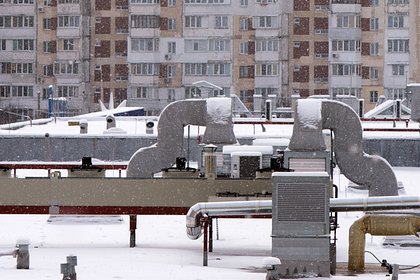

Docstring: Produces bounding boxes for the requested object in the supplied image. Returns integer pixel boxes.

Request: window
[184,87,201,99]
[63,39,75,50]
[43,41,52,53]
[168,0,176,6]
[12,0,35,3]
[184,63,231,76]
[332,64,361,76]
[240,0,248,6]
[239,90,252,103]
[255,88,278,97]
[370,0,379,5]
[168,18,176,30]
[370,17,378,31]
[58,0,80,3]
[392,64,405,76]
[167,89,175,101]
[185,0,226,3]
[185,16,202,28]
[0,39,5,51]
[208,39,230,52]
[168,42,176,54]
[43,18,52,29]
[131,38,159,52]
[386,88,405,100]
[331,87,361,98]
[130,15,160,28]
[240,42,248,54]
[0,86,11,98]
[388,15,404,28]
[167,65,176,77]
[0,16,34,28]
[387,0,409,4]
[370,42,379,55]
[370,91,378,103]
[131,63,158,75]
[58,16,80,27]
[130,0,159,3]
[254,16,278,28]
[13,39,34,51]
[332,40,361,51]
[185,40,207,52]
[387,39,409,53]
[256,39,278,52]
[134,87,156,99]
[239,66,253,78]
[43,64,53,76]
[11,86,33,97]
[54,62,79,74]
[336,15,361,28]
[58,86,79,97]
[215,16,228,29]
[239,17,249,30]
[1,63,33,74]
[256,63,278,76]
[370,67,379,80]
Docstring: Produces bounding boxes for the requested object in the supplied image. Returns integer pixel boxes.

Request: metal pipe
[348,214,420,272]
[186,196,420,240]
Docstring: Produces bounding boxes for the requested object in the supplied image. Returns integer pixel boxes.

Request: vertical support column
[129,215,137,248]
[202,217,208,267]
[209,218,213,253]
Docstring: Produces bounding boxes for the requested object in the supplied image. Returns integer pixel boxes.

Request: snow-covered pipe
[348,214,420,272]
[288,99,398,196]
[186,196,420,240]
[127,98,236,178]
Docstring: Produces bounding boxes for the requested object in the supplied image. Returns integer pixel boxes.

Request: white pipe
[186,196,420,240]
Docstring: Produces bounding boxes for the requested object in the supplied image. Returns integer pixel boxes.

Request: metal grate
[277,183,326,222]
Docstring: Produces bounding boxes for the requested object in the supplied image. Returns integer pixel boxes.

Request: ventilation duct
[288,99,398,196]
[127,98,236,178]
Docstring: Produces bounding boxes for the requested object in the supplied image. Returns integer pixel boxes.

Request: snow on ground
[0,168,419,279]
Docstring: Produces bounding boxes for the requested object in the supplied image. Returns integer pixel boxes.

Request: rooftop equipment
[127,98,236,178]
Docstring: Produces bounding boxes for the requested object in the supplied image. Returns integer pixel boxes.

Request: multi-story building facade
[90,0,129,112]
[1,0,420,118]
[0,0,90,118]
[126,0,290,116]
[290,0,330,101]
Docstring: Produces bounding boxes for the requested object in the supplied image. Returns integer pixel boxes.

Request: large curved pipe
[348,214,420,272]
[288,100,398,196]
[127,98,236,178]
[186,196,420,240]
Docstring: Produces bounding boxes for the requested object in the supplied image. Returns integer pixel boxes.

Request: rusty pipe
[348,214,420,272]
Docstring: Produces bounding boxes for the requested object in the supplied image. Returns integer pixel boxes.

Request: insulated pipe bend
[322,100,398,196]
[348,214,420,272]
[288,100,398,196]
[127,98,236,178]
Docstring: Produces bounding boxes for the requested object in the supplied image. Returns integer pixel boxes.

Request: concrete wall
[0,135,418,167]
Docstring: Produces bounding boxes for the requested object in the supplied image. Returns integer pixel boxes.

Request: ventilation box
[272,172,330,278]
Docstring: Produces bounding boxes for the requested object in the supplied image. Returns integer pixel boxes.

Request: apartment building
[290,0,330,100]
[91,0,129,112]
[127,0,290,116]
[0,0,90,118]
[329,0,419,112]
[1,0,420,118]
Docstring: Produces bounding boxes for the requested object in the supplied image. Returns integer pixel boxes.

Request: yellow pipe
[348,214,420,272]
